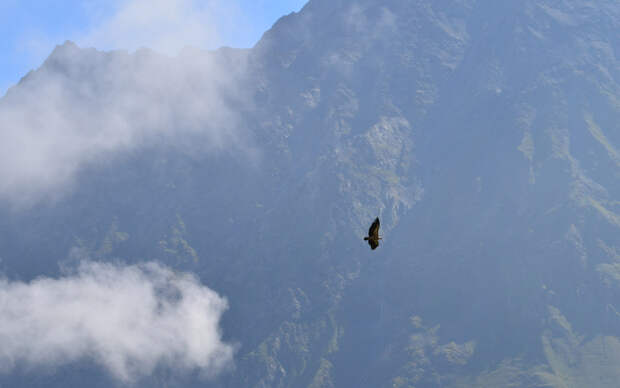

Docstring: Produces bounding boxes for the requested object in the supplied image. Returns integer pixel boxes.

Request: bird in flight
[364,217,381,250]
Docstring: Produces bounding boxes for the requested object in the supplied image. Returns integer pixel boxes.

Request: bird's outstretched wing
[366,217,381,250]
[368,217,380,239]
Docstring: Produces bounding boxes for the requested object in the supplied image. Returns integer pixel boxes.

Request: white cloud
[0,261,233,381]
[0,5,255,206]
[81,0,242,55]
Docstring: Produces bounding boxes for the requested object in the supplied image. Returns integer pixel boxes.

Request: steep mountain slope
[1,0,619,387]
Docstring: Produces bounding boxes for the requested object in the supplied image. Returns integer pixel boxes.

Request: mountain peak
[47,40,81,60]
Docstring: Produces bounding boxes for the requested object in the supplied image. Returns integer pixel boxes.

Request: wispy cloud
[0,261,233,381]
[0,0,255,207]
[80,0,243,55]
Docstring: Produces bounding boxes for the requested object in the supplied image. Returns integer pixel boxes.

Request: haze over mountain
[0,0,619,387]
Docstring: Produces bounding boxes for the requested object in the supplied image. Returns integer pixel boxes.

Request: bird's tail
[364,237,369,240]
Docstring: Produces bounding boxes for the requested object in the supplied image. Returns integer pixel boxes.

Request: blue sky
[0,0,307,96]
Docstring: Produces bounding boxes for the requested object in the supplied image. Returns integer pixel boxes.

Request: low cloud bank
[0,0,256,207]
[0,261,233,381]
[0,41,252,206]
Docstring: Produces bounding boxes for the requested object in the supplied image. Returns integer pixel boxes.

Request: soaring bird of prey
[364,217,381,250]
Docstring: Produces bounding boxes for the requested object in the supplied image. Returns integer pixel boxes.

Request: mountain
[1,0,619,386]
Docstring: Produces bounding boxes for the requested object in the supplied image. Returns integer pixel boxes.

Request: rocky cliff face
[1,0,619,387]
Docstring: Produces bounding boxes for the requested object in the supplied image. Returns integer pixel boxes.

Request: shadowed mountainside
[1,0,619,386]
